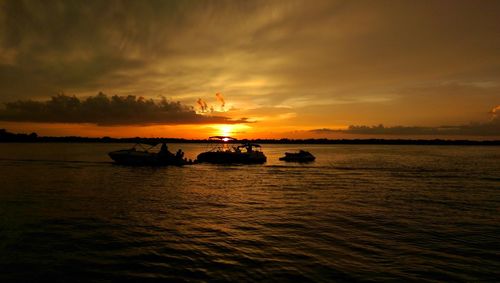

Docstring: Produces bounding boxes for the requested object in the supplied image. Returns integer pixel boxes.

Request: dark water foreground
[0,143,499,282]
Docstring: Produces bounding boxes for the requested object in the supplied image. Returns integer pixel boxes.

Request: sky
[0,0,499,139]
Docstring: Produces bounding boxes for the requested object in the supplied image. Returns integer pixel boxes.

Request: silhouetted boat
[196,136,267,164]
[279,150,315,162]
[109,142,188,166]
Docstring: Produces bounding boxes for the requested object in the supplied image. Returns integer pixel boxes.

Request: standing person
[160,143,169,155]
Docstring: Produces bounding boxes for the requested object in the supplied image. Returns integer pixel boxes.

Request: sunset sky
[0,0,499,139]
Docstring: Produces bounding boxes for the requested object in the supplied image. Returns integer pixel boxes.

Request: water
[0,143,499,282]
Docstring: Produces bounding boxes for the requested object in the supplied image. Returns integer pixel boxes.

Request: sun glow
[212,124,251,138]
[219,125,232,136]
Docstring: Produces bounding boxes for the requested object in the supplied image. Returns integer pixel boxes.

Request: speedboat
[279,150,315,162]
[196,136,267,164]
[109,142,188,166]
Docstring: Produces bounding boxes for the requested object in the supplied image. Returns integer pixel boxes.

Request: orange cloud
[215,92,225,110]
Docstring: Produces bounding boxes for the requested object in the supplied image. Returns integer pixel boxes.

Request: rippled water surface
[0,143,499,282]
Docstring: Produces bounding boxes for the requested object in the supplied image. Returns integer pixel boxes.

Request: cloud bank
[311,119,500,137]
[0,93,247,125]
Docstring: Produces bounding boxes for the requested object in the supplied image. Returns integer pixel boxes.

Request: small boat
[109,142,188,166]
[196,136,267,164]
[279,150,315,162]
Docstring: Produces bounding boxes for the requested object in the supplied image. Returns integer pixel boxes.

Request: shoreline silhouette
[1,129,499,146]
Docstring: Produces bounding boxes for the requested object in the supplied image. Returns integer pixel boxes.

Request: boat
[279,150,315,162]
[196,136,267,164]
[108,142,189,166]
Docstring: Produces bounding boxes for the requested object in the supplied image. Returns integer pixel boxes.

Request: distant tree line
[1,129,499,145]
[0,129,38,142]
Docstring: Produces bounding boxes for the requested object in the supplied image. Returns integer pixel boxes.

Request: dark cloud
[2,0,499,101]
[0,93,247,125]
[310,118,500,137]
[0,0,268,100]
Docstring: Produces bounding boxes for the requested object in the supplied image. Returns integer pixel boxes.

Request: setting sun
[219,125,231,136]
[212,124,251,138]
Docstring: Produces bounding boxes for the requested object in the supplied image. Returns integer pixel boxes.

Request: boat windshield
[131,142,169,153]
[204,137,263,153]
[131,143,154,151]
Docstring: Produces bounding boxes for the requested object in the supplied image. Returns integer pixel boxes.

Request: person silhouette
[176,149,184,158]
[160,143,169,155]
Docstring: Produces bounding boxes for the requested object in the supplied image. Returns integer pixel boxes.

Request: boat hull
[279,152,315,163]
[279,156,315,162]
[197,151,266,164]
[109,149,186,166]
